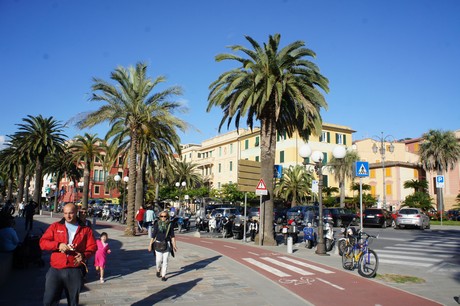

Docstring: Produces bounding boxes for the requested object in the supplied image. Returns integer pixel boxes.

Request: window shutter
[343,135,347,145]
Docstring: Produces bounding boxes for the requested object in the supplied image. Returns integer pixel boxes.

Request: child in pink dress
[94,232,111,283]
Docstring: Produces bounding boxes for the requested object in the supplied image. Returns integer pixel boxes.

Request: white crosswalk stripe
[243,256,335,278]
[375,238,460,268]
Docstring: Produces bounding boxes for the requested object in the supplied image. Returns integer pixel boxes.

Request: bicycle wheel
[358,249,379,278]
[341,245,354,270]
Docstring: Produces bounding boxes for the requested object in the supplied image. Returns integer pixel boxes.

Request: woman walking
[148,210,177,281]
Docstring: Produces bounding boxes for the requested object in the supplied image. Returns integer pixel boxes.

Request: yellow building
[181,123,356,197]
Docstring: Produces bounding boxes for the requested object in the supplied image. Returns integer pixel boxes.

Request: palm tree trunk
[260,116,277,246]
[125,132,138,236]
[7,176,13,202]
[53,172,62,213]
[17,163,25,205]
[24,175,30,203]
[33,156,44,210]
[135,153,145,212]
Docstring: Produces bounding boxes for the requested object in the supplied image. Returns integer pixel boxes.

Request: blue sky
[1,0,459,148]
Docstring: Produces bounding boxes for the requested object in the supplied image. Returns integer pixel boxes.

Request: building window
[385,168,391,177]
[371,185,376,196]
[320,131,330,143]
[218,163,221,173]
[255,156,259,162]
[280,151,285,163]
[255,136,259,147]
[230,144,233,154]
[118,156,123,166]
[322,152,328,165]
[322,175,328,188]
[386,184,392,195]
[98,170,103,182]
[104,188,109,195]
[277,131,287,141]
[219,147,222,156]
[218,182,221,189]
[197,153,201,158]
[245,139,249,150]
[229,161,233,171]
[94,185,100,195]
[370,169,376,178]
[94,170,99,182]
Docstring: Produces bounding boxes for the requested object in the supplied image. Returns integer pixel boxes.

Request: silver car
[395,208,430,230]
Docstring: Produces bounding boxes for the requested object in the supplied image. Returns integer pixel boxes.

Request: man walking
[40,203,97,306]
[24,200,37,231]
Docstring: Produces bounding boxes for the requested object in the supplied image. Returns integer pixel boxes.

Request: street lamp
[299,144,346,255]
[175,181,186,205]
[372,132,394,209]
[122,176,129,223]
[77,182,84,203]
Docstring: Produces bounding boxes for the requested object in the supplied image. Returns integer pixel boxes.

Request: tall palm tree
[77,62,187,236]
[69,133,104,210]
[207,34,329,245]
[171,159,202,189]
[328,150,360,207]
[403,179,428,193]
[14,115,66,208]
[419,129,460,212]
[275,165,312,207]
[0,146,17,202]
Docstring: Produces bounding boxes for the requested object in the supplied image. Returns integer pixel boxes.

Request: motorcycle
[196,216,209,232]
[324,222,335,252]
[221,216,233,238]
[177,214,191,232]
[302,223,317,249]
[232,216,245,240]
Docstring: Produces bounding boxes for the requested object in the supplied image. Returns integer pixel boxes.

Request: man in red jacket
[40,203,97,306]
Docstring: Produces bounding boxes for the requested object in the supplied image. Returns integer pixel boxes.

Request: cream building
[181,123,356,197]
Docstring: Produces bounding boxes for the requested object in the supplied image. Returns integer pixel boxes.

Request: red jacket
[40,218,97,269]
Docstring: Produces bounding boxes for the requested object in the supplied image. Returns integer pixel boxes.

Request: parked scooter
[221,216,233,238]
[324,222,335,252]
[303,222,317,249]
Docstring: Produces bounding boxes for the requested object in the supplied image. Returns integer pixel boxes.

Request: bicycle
[341,231,379,278]
[337,222,358,256]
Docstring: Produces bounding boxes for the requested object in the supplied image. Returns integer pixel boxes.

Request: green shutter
[327,132,331,143]
[323,175,328,188]
[280,151,285,163]
[343,135,347,145]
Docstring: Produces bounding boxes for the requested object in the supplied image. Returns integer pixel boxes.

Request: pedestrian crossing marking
[385,246,454,254]
[378,259,432,267]
[377,253,441,262]
[377,249,451,258]
[278,257,335,274]
[261,257,314,275]
[243,258,291,277]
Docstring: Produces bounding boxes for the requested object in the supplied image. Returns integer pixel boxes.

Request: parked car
[395,208,431,229]
[446,209,460,221]
[248,207,260,219]
[323,207,358,227]
[362,208,393,228]
[210,207,242,218]
[286,205,318,225]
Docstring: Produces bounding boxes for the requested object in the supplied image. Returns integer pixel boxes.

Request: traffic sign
[311,180,319,193]
[256,179,268,195]
[274,165,283,179]
[436,175,445,188]
[355,161,369,177]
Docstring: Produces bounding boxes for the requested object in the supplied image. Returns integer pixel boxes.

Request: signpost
[256,179,267,246]
[436,175,445,226]
[355,161,369,230]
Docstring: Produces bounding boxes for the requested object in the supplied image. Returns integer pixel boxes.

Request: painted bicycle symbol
[279,276,315,286]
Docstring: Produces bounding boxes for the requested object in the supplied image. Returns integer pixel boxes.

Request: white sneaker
[100,278,105,283]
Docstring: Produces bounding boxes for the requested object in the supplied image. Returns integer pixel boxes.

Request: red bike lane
[179,235,441,306]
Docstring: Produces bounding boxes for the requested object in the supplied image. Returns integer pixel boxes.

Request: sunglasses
[159,215,167,218]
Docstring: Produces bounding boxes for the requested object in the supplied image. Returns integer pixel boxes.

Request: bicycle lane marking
[179,236,442,306]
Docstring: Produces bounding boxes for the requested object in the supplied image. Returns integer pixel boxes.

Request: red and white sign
[256,179,268,195]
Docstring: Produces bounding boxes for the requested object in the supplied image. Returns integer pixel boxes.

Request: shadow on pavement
[132,278,203,305]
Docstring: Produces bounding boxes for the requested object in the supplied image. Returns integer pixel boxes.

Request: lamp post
[69,181,74,203]
[77,182,84,204]
[175,181,186,202]
[299,144,346,255]
[372,132,394,209]
[122,176,129,223]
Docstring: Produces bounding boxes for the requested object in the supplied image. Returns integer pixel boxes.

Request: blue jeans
[43,267,82,306]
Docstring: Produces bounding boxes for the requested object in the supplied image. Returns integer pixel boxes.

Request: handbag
[152,223,171,252]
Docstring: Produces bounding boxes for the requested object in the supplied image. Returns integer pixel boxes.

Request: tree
[419,129,460,212]
[274,165,312,207]
[328,150,360,207]
[69,133,104,210]
[403,179,428,193]
[15,115,66,208]
[77,62,187,236]
[207,34,329,245]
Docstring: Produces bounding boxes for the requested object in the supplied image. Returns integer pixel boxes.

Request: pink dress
[94,240,110,268]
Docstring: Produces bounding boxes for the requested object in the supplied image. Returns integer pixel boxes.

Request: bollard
[50,212,53,218]
[287,236,293,253]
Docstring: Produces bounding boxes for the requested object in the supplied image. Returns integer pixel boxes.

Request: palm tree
[14,115,66,208]
[419,129,460,212]
[77,62,187,236]
[403,179,428,193]
[68,133,104,210]
[207,34,329,245]
[328,150,360,207]
[274,165,312,207]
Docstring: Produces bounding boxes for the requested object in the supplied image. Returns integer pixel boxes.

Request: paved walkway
[0,213,457,305]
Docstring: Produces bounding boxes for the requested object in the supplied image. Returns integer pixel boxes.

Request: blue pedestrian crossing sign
[355,161,369,177]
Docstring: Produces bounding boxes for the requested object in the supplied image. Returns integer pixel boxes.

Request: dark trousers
[43,267,82,306]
